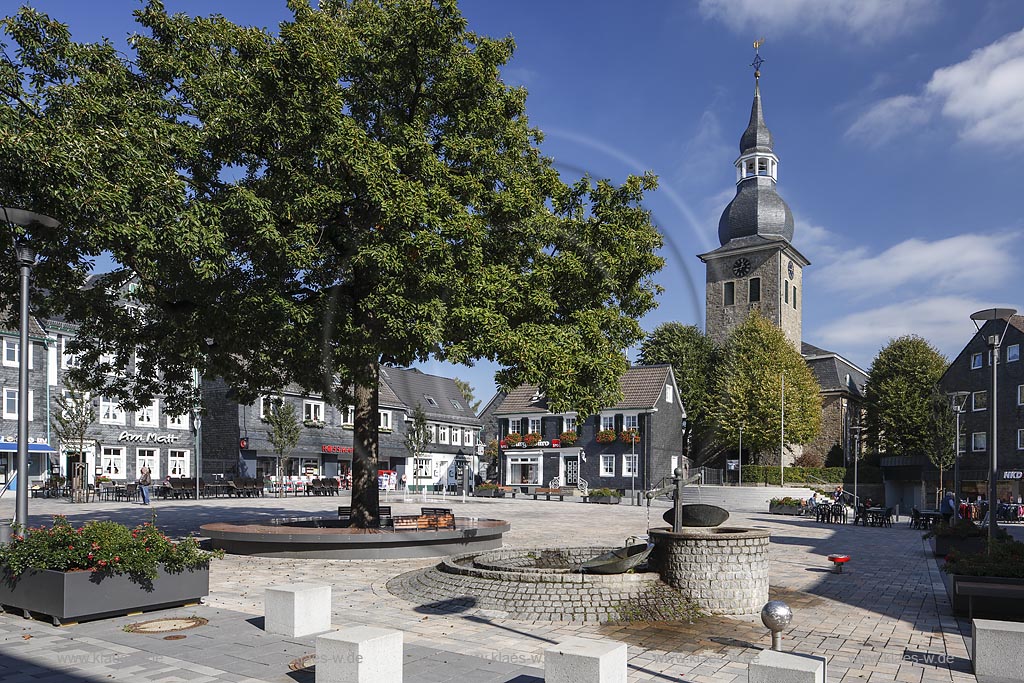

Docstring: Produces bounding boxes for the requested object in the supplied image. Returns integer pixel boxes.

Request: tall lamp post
[949,391,970,527]
[849,424,863,508]
[4,208,60,528]
[738,424,744,486]
[780,373,785,487]
[971,308,1017,549]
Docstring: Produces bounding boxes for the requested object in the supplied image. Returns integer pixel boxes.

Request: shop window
[509,456,541,485]
[601,454,615,477]
[101,447,126,479]
[973,391,988,411]
[168,450,190,477]
[972,432,987,452]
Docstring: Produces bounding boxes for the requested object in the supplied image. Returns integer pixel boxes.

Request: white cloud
[678,109,733,185]
[698,0,938,42]
[794,219,842,262]
[500,67,539,88]
[847,28,1024,147]
[844,95,931,145]
[814,296,1014,366]
[814,232,1018,298]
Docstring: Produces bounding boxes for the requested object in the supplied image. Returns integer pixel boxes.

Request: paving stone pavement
[0,492,1003,682]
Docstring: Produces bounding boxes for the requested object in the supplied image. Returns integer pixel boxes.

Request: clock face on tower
[787,260,795,279]
[732,257,752,277]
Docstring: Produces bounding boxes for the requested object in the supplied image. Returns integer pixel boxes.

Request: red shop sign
[321,445,354,454]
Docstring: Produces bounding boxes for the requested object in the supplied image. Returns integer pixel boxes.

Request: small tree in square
[265,399,301,497]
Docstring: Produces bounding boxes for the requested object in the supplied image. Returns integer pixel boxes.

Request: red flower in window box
[620,429,640,444]
[596,429,617,444]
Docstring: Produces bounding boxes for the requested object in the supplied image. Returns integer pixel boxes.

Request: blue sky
[15,0,1024,406]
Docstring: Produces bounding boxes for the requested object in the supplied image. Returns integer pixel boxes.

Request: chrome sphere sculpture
[760,600,793,651]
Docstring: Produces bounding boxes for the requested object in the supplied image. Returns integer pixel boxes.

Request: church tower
[698,59,809,350]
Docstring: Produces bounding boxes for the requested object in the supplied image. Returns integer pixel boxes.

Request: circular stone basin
[200,516,509,560]
[125,617,208,633]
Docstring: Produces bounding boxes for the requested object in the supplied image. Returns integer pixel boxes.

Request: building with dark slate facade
[881,316,1024,510]
[493,365,683,495]
[802,343,868,465]
[202,367,481,488]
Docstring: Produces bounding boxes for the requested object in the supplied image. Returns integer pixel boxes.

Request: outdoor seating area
[263,476,341,496]
[909,508,942,529]
[854,505,894,527]
[813,502,849,524]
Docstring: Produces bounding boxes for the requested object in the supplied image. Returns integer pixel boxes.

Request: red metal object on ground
[827,554,850,573]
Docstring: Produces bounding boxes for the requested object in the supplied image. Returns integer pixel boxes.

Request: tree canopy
[711,312,821,461]
[865,335,948,458]
[638,322,719,465]
[0,1,664,525]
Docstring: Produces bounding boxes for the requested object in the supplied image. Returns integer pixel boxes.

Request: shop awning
[0,442,57,453]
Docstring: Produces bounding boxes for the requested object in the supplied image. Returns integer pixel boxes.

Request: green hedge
[741,465,882,485]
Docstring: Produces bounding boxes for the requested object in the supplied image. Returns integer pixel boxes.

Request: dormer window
[424,395,438,407]
[450,398,463,411]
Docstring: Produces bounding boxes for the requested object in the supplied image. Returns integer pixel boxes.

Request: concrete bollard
[264,583,332,637]
[545,637,627,683]
[973,619,1024,680]
[316,626,403,683]
[748,649,825,683]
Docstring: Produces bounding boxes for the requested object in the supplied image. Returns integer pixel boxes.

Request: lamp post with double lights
[949,391,970,527]
[970,308,1017,549]
[4,208,60,528]
[849,424,863,509]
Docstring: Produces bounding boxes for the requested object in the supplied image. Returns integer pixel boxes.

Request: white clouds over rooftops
[847,28,1024,147]
[814,232,1018,299]
[698,0,937,42]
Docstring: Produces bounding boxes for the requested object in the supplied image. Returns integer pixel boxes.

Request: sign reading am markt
[117,431,182,444]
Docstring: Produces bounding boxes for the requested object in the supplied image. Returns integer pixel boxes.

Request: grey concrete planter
[0,565,209,625]
[474,489,506,498]
[768,504,802,516]
[587,496,621,505]
[929,534,986,558]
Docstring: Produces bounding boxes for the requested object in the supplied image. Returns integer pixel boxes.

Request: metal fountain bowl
[581,540,655,574]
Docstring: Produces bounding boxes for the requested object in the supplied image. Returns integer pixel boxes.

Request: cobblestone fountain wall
[649,527,769,615]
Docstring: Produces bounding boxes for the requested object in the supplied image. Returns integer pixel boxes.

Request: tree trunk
[351,360,381,528]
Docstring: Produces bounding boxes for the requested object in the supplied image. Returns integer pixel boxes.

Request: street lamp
[738,424,744,486]
[4,207,60,528]
[971,307,1017,549]
[849,424,863,508]
[949,391,970,527]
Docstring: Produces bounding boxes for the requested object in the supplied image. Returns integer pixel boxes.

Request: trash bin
[0,518,13,545]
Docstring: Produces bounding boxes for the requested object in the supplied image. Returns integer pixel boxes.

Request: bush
[925,521,1010,541]
[793,451,824,468]
[559,430,578,445]
[769,497,802,507]
[944,538,1024,577]
[740,465,883,485]
[0,516,222,584]
[588,488,622,498]
[476,482,500,491]
[596,429,617,444]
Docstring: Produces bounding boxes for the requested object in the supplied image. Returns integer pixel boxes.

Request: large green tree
[865,335,948,459]
[638,322,719,465]
[0,1,663,526]
[712,312,821,462]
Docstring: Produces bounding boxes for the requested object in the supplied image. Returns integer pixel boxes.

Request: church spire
[740,40,773,155]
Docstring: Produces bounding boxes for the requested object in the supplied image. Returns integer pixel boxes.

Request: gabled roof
[0,307,47,339]
[802,342,868,396]
[940,314,1024,386]
[381,367,482,425]
[496,365,675,415]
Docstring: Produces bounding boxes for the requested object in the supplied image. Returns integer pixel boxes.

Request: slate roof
[495,365,674,415]
[802,342,868,397]
[381,367,482,425]
[740,82,774,154]
[0,307,47,339]
[697,234,810,266]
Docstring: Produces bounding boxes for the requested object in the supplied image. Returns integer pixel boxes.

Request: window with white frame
[438,424,449,444]
[2,338,18,367]
[665,385,674,403]
[450,398,463,411]
[624,414,638,431]
[135,399,159,427]
[973,391,988,411]
[1009,344,1020,363]
[378,410,392,430]
[450,426,462,446]
[423,395,438,407]
[136,448,160,479]
[1019,430,1024,450]
[600,454,615,477]
[167,414,188,430]
[427,424,436,442]
[972,432,987,452]
[601,415,615,431]
[303,400,324,422]
[1,389,33,421]
[99,397,125,425]
[168,450,190,477]
[464,430,475,447]
[1019,384,1024,406]
[258,397,267,419]
[101,447,126,479]
[61,336,78,368]
[528,418,541,434]
[623,454,638,476]
[958,432,966,454]
[99,350,117,374]
[971,352,983,370]
[343,405,355,425]
[564,416,577,432]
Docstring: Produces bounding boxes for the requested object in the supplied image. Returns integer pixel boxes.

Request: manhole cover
[124,617,208,634]
[163,635,187,640]
[289,654,316,672]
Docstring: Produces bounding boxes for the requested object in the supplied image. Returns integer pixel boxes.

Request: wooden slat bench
[531,488,565,501]
[956,581,1024,622]
[499,486,517,498]
[392,513,454,531]
[338,505,392,526]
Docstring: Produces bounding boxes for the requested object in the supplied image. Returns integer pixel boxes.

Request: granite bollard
[316,626,403,683]
[748,649,825,683]
[545,637,627,683]
[264,583,332,637]
[972,618,1024,680]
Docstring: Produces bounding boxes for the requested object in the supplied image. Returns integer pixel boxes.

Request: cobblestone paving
[0,493,993,682]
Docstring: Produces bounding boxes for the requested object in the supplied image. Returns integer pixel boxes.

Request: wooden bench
[338,505,392,526]
[956,581,1024,622]
[498,486,517,498]
[531,488,565,501]
[392,513,454,531]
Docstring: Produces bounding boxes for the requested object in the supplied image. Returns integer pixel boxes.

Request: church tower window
[784,281,789,304]
[749,278,761,303]
[792,287,797,309]
[724,282,735,306]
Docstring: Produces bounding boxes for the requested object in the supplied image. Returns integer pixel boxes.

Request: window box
[504,432,522,446]
[559,430,578,446]
[523,432,541,447]
[619,430,640,444]
[303,420,326,429]
[596,429,617,444]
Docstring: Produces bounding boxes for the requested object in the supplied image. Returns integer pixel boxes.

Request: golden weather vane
[751,38,766,80]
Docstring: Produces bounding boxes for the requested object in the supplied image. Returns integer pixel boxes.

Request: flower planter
[587,496,621,505]
[0,565,210,626]
[929,534,987,558]
[474,489,506,498]
[948,573,1024,619]
[768,504,802,516]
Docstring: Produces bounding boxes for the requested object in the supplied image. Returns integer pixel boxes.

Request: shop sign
[117,431,181,444]
[1003,471,1023,480]
[321,445,354,454]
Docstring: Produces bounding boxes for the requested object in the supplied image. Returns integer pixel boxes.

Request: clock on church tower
[696,62,809,351]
